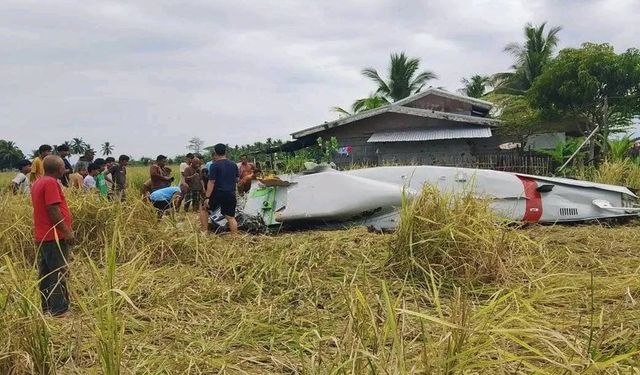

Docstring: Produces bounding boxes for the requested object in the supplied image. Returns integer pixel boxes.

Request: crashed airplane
[208,165,640,232]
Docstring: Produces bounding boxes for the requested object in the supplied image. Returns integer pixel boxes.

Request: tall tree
[187,137,205,154]
[493,22,562,94]
[332,94,390,117]
[70,137,87,154]
[101,141,114,156]
[529,43,640,161]
[362,52,437,102]
[459,75,491,98]
[0,140,25,169]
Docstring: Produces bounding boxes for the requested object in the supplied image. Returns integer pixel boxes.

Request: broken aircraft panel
[208,166,640,232]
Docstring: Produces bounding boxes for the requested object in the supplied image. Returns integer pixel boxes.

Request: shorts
[185,189,202,206]
[152,200,172,212]
[208,191,236,217]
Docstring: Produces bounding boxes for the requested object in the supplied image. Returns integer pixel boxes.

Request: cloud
[1,0,638,158]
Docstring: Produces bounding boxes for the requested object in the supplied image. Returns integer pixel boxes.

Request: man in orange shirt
[31,155,74,317]
[29,144,52,183]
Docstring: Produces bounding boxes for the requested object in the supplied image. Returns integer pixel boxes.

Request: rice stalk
[391,185,529,284]
[0,167,639,373]
[2,256,55,375]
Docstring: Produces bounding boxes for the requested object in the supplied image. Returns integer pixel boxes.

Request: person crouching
[149,184,188,217]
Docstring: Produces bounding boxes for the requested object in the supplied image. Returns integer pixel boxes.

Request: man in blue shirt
[202,144,239,233]
[149,184,188,217]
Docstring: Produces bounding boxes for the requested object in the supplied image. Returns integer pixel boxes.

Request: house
[290,88,503,167]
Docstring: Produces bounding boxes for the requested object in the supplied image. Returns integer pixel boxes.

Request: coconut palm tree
[492,22,562,94]
[459,75,491,98]
[101,141,114,156]
[70,137,87,155]
[361,52,437,102]
[0,140,25,169]
[332,95,390,117]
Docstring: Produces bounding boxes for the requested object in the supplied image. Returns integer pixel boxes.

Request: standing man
[74,149,95,173]
[237,154,256,195]
[150,155,173,191]
[30,144,53,183]
[110,155,130,201]
[183,157,204,212]
[201,144,239,233]
[180,153,194,184]
[103,157,115,193]
[93,158,109,198]
[31,155,73,317]
[56,145,73,187]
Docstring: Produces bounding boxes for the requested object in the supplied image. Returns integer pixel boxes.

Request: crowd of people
[12,144,130,199]
[10,142,257,317]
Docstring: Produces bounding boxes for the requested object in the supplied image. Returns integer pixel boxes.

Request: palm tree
[101,141,114,156]
[70,137,86,155]
[332,95,390,117]
[362,52,437,102]
[0,140,25,169]
[492,22,561,94]
[459,75,491,98]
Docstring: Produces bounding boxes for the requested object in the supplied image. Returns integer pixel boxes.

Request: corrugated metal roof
[367,127,492,143]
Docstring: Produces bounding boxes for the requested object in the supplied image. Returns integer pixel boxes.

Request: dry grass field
[1,166,639,374]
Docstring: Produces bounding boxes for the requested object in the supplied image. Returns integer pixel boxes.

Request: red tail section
[517,176,543,223]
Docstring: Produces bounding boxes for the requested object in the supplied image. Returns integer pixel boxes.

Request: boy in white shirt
[83,163,101,191]
[12,159,32,194]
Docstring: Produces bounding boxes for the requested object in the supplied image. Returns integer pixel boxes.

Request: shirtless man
[236,154,255,195]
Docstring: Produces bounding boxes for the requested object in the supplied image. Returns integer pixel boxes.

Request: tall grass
[0,167,639,373]
[2,257,55,375]
[391,186,531,284]
[572,159,640,190]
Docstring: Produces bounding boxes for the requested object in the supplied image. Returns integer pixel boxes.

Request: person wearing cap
[74,149,95,174]
[30,144,52,183]
[56,145,73,187]
[149,184,188,217]
[12,159,32,194]
[149,155,173,192]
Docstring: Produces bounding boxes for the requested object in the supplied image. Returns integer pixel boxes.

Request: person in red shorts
[31,155,74,317]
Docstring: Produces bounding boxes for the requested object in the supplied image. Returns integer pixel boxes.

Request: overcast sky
[1,0,639,158]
